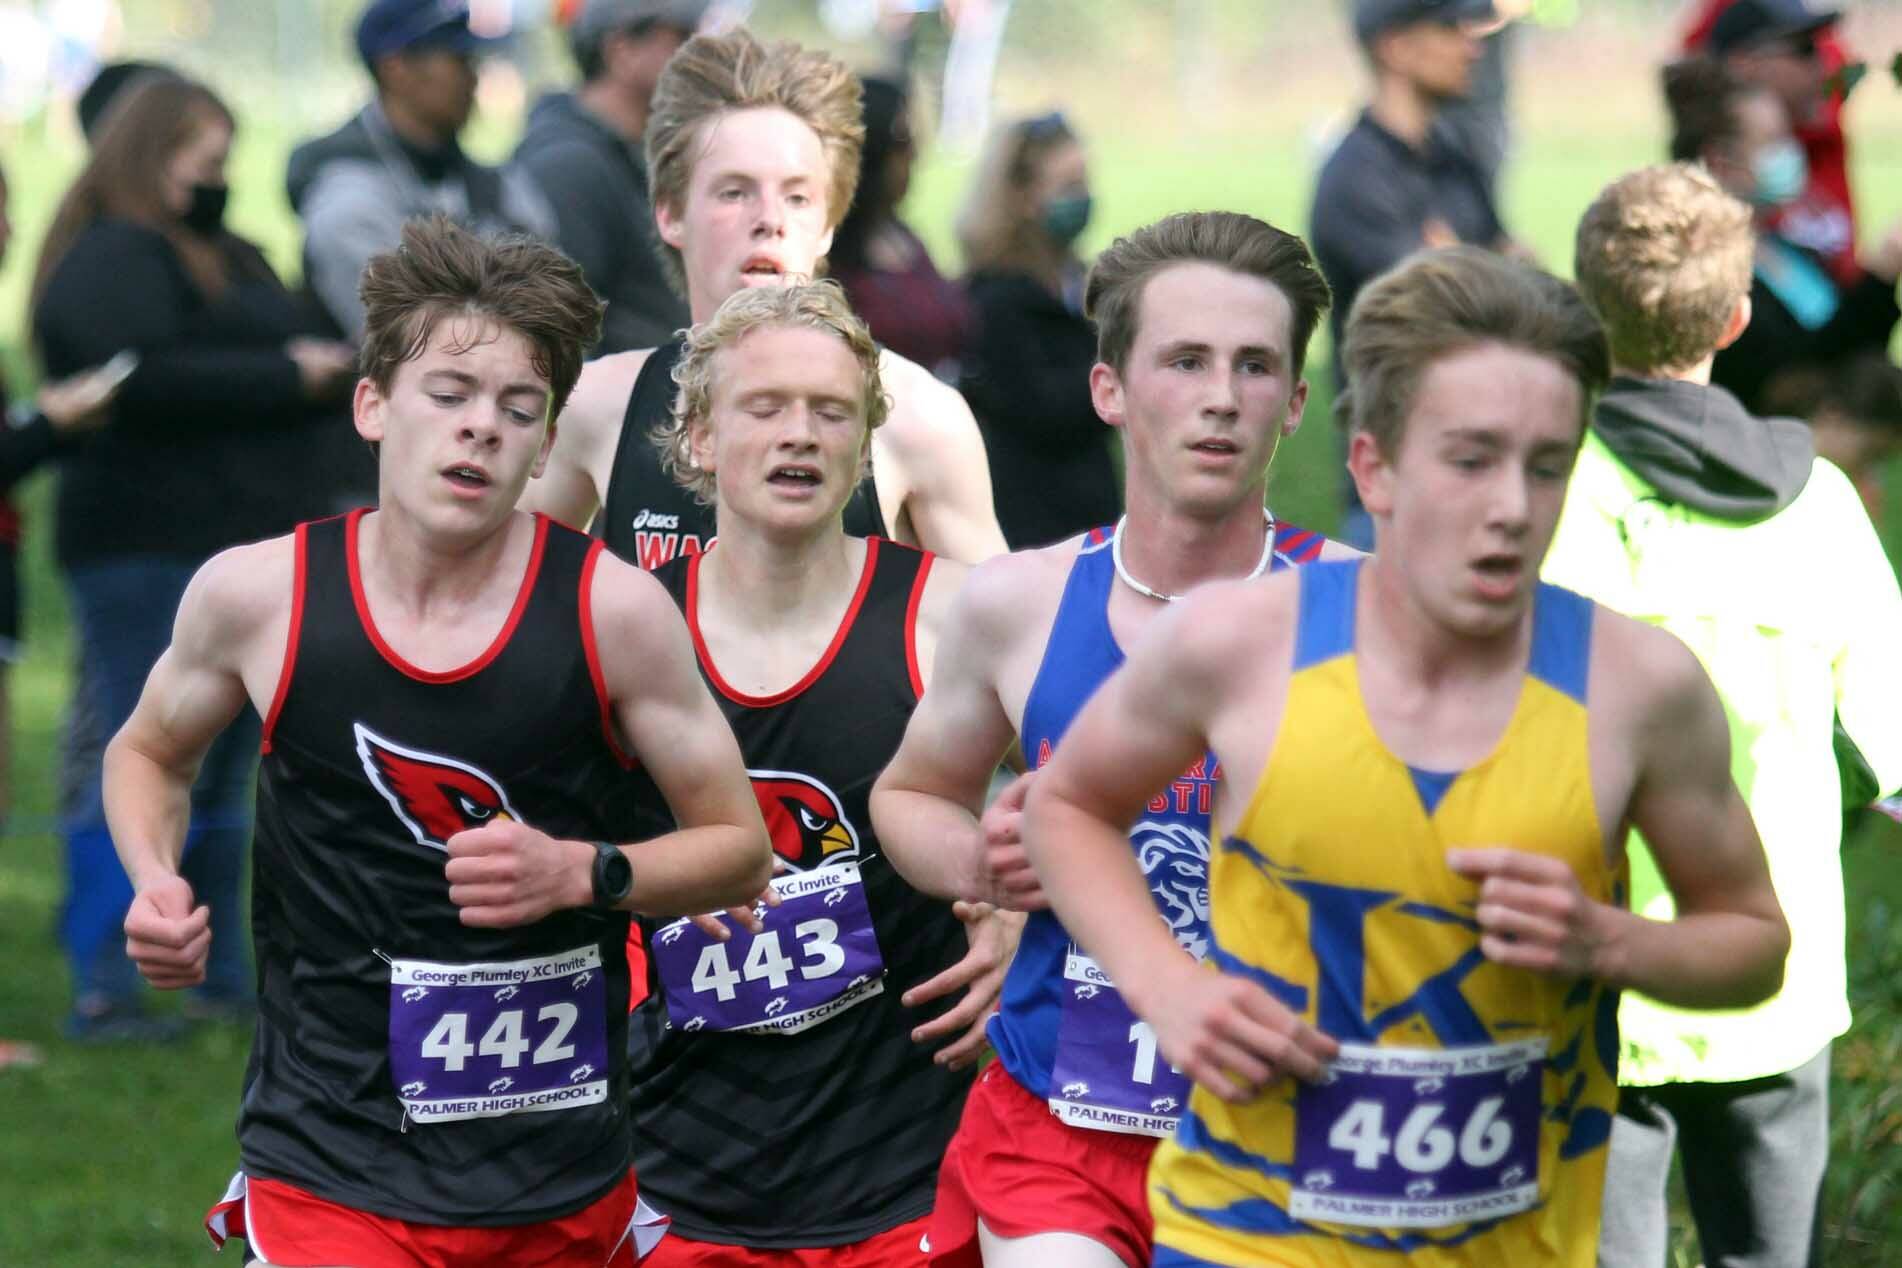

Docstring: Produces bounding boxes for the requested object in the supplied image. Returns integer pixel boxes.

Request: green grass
[4,13,1902,1264]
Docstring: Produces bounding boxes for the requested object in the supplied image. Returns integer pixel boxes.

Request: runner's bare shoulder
[174,533,300,665]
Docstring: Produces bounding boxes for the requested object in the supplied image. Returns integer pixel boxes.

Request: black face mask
[182,182,228,235]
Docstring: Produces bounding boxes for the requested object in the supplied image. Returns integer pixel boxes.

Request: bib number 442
[1328,1095,1515,1173]
[419,1004,579,1072]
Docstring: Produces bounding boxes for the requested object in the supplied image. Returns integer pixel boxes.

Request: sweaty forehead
[689,106,829,186]
[1407,343,1584,446]
[711,324,864,396]
[404,312,544,386]
[1132,262,1294,358]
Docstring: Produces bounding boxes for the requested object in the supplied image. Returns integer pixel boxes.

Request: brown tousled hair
[31,74,264,319]
[1341,247,1610,455]
[1574,163,1753,375]
[358,217,605,420]
[1084,211,1332,378]
[644,28,865,297]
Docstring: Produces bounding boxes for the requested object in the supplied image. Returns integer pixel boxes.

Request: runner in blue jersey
[871,211,1356,1268]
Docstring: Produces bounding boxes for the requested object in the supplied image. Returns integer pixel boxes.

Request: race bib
[1290,1039,1545,1229]
[651,863,884,1035]
[388,945,609,1124]
[1048,950,1192,1136]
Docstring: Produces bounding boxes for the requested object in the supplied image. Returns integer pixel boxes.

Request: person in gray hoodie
[511,0,701,354]
[1546,161,1902,1268]
[287,0,554,339]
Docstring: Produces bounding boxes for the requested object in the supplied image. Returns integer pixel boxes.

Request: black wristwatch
[589,841,633,909]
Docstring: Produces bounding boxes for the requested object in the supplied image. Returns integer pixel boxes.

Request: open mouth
[741,256,784,279]
[443,464,490,490]
[1471,554,1523,593]
[767,464,822,488]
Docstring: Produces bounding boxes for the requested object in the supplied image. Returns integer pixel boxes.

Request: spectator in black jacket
[32,74,366,1042]
[1665,55,1900,414]
[955,111,1118,548]
[511,0,700,353]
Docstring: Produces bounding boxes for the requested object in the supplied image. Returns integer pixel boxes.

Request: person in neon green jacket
[1545,161,1902,1268]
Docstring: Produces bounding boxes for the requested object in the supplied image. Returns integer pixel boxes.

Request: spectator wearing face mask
[1683,0,1860,285]
[954,111,1119,548]
[1664,55,1900,415]
[31,73,366,1043]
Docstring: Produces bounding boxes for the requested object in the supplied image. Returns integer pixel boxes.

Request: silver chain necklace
[1110,507,1277,604]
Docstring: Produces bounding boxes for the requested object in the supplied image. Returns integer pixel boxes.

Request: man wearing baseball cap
[512,1,705,354]
[1308,0,1515,546]
[287,0,555,339]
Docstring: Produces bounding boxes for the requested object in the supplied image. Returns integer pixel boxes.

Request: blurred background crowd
[0,0,1900,1261]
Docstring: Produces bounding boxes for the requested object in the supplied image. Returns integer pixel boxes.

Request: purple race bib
[1290,1039,1544,1229]
[1048,950,1192,1136]
[651,862,885,1036]
[388,945,609,1124]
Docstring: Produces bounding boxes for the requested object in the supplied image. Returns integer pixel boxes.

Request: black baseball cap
[356,0,490,67]
[1354,0,1496,45]
[1708,0,1839,56]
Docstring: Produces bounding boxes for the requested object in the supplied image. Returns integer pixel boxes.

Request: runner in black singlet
[626,282,1011,1268]
[104,220,769,1268]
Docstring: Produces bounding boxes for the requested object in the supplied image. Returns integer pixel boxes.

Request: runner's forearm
[102,732,196,891]
[620,824,771,917]
[1023,785,1192,1017]
[868,783,983,901]
[1594,904,1788,1010]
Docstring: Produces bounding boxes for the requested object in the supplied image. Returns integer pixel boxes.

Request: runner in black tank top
[628,536,972,1246]
[601,337,889,570]
[242,510,655,1224]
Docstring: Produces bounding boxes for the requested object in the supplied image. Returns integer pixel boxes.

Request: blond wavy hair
[655,281,890,505]
[1574,162,1754,375]
[644,28,865,296]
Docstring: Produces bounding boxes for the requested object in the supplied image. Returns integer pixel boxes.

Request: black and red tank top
[244,509,656,1226]
[600,337,889,569]
[627,537,972,1246]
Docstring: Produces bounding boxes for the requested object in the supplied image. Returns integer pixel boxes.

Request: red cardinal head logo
[355,723,524,851]
[749,769,859,872]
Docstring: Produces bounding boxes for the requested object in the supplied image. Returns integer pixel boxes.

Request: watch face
[601,849,633,900]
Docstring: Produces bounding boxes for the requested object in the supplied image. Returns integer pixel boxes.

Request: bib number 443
[688,920,845,1001]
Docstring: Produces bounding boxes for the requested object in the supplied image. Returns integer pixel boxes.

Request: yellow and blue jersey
[1151,559,1623,1268]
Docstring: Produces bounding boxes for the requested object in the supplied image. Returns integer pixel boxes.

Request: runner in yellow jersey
[1018,247,1791,1267]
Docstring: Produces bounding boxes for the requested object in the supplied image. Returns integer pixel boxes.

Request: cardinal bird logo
[355,723,524,851]
[748,769,860,872]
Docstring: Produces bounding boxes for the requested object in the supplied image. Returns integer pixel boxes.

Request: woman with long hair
[33,73,367,1042]
[828,74,971,383]
[955,111,1119,548]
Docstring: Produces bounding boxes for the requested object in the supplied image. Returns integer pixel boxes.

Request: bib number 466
[1328,1096,1515,1173]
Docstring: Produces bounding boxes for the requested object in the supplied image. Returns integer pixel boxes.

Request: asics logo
[631,508,679,530]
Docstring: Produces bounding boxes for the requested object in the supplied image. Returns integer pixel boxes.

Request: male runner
[870,211,1351,1268]
[525,26,1005,568]
[628,281,1007,1263]
[105,218,770,1268]
[1022,246,1792,1268]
